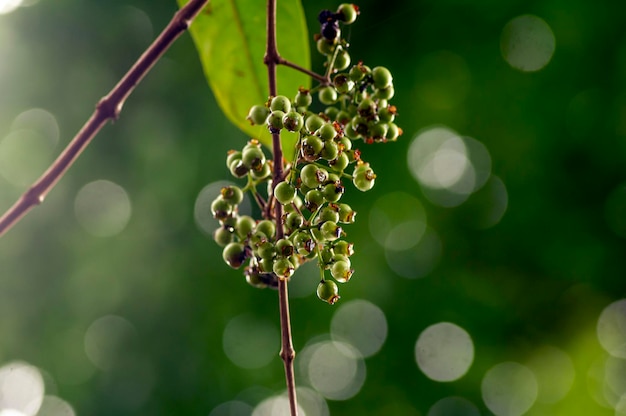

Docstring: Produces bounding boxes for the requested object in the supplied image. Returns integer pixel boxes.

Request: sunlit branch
[0,0,210,238]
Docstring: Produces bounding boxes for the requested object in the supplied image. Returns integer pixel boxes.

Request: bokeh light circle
[525,345,575,403]
[427,396,480,416]
[302,340,366,401]
[36,396,76,416]
[598,299,626,358]
[222,314,279,369]
[0,361,45,415]
[481,361,538,416]
[252,395,304,416]
[407,126,492,207]
[501,14,556,72]
[369,191,426,250]
[84,315,137,371]
[0,129,55,186]
[208,400,253,416]
[74,180,132,237]
[0,0,22,14]
[385,226,442,279]
[330,299,388,358]
[415,322,474,382]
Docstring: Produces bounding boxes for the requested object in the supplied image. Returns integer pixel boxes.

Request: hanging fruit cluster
[210,3,401,304]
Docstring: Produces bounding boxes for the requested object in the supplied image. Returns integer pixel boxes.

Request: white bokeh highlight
[415,322,474,382]
[301,340,366,401]
[501,15,556,72]
[222,314,279,369]
[597,299,626,359]
[481,361,538,416]
[427,396,480,416]
[0,361,44,415]
[74,180,132,237]
[36,396,75,416]
[84,315,137,371]
[330,299,388,358]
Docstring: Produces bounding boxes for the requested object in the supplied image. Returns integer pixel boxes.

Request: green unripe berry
[321,141,339,161]
[334,48,351,71]
[336,110,352,126]
[222,242,247,269]
[357,98,377,117]
[318,86,338,105]
[317,205,340,224]
[316,38,335,56]
[301,135,324,161]
[242,146,266,170]
[329,152,350,172]
[229,159,249,178]
[333,240,355,256]
[235,215,256,239]
[349,63,370,82]
[245,269,267,289]
[344,123,360,140]
[317,280,340,304]
[250,161,271,180]
[320,221,342,241]
[294,89,312,107]
[270,95,292,113]
[247,104,270,125]
[351,115,369,136]
[324,106,340,121]
[273,257,294,279]
[258,257,273,274]
[378,105,396,123]
[213,226,234,247]
[337,203,356,223]
[352,162,376,191]
[282,111,304,132]
[211,197,233,221]
[369,122,388,141]
[226,150,242,168]
[285,211,304,234]
[333,74,355,94]
[322,182,345,202]
[220,186,243,205]
[274,181,297,205]
[300,164,328,189]
[305,114,325,133]
[331,260,353,283]
[375,85,395,100]
[336,3,359,24]
[305,189,325,211]
[317,123,337,141]
[256,219,276,239]
[275,238,295,257]
[266,110,285,132]
[386,122,400,141]
[371,66,393,89]
[256,240,276,259]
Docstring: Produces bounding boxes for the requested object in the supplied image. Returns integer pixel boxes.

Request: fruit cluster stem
[264,0,298,414]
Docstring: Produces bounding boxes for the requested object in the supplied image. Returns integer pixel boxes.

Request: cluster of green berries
[210,3,400,305]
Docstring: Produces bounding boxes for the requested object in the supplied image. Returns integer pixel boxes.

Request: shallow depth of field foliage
[1,0,626,415]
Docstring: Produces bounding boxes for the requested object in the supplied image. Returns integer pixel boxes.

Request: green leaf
[177,0,311,154]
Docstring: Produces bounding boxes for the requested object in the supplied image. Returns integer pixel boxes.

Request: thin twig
[0,0,210,238]
[264,0,298,414]
[278,57,328,85]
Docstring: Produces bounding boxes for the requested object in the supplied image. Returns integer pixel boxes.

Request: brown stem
[264,0,298,414]
[0,0,210,238]
[278,57,328,85]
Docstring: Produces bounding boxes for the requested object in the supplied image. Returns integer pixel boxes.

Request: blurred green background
[1,0,626,415]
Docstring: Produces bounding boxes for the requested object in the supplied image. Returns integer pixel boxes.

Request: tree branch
[0,0,210,238]
[264,0,298,415]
